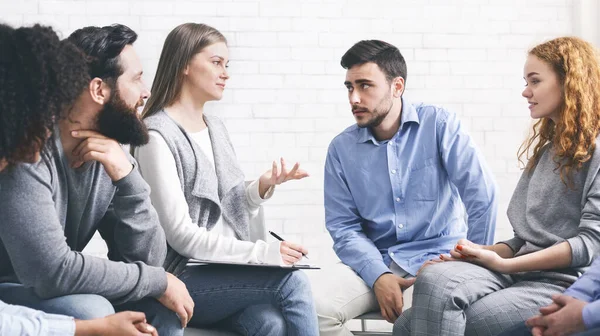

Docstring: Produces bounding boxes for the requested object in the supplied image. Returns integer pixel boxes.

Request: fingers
[439,254,462,262]
[398,277,416,289]
[551,294,569,306]
[379,306,391,324]
[184,301,194,326]
[71,130,107,139]
[456,244,478,257]
[134,322,157,336]
[283,241,308,256]
[176,305,189,328]
[276,158,287,184]
[532,326,544,336]
[449,249,467,259]
[124,311,147,323]
[382,305,396,324]
[539,303,561,315]
[73,140,107,158]
[282,254,298,265]
[527,315,542,327]
[286,162,300,181]
[393,290,404,318]
[270,160,278,184]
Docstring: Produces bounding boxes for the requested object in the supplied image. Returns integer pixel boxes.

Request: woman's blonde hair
[142,23,226,119]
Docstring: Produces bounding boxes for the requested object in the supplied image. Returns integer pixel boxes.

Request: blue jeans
[0,283,183,336]
[498,322,600,336]
[180,264,319,336]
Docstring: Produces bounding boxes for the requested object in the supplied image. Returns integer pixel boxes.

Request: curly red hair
[518,37,600,187]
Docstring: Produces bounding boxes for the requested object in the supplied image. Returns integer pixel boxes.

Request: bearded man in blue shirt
[311,40,498,335]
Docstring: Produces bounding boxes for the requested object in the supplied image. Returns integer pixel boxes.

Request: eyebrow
[344,79,374,86]
[211,55,225,61]
[525,72,539,78]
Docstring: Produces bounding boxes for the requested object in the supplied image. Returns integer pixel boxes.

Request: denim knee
[260,313,286,336]
[281,270,312,297]
[58,294,115,319]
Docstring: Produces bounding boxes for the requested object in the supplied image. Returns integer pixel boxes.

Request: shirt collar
[356,98,420,144]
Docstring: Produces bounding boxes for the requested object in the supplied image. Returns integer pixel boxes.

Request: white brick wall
[1,0,578,263]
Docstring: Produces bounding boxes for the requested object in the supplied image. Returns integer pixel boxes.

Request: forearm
[332,233,389,288]
[75,319,103,336]
[503,241,572,273]
[485,243,516,259]
[109,167,167,266]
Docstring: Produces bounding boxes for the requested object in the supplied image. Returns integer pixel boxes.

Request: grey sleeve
[98,161,167,269]
[497,236,526,254]
[0,163,167,304]
[567,170,600,267]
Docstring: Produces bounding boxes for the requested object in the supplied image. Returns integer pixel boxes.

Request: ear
[392,77,405,98]
[183,63,190,76]
[88,78,110,105]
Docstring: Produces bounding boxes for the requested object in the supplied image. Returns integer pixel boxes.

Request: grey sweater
[0,132,168,304]
[501,141,600,284]
[142,110,249,276]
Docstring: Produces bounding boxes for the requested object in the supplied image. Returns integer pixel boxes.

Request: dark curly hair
[67,24,137,87]
[0,24,90,166]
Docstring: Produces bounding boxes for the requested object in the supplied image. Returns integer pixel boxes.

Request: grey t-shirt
[0,133,167,304]
[501,143,600,284]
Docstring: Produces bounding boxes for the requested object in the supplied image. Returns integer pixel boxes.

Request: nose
[522,86,532,99]
[141,80,151,99]
[221,68,230,81]
[349,90,360,105]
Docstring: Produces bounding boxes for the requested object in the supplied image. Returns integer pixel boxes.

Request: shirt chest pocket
[408,157,439,201]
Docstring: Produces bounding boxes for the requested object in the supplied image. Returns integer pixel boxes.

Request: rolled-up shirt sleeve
[0,301,75,336]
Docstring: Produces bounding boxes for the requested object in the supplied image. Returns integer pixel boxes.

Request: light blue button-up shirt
[0,300,75,336]
[324,100,497,287]
[564,257,600,330]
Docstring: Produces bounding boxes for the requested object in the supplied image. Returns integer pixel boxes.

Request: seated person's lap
[0,282,114,319]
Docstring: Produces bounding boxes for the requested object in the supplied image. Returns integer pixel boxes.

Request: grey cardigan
[143,110,250,275]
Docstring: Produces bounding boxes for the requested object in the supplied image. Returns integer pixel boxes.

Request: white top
[135,130,282,265]
[188,129,235,237]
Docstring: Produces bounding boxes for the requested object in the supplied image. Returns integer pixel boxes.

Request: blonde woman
[134,23,318,336]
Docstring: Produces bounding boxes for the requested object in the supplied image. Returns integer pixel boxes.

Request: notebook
[186,259,320,269]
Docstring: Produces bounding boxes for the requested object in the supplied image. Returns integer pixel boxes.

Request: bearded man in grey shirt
[0,24,193,336]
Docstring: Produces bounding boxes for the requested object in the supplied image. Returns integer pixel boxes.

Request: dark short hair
[0,24,89,166]
[341,40,407,83]
[67,24,137,84]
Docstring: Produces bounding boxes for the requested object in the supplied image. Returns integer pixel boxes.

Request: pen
[269,230,309,259]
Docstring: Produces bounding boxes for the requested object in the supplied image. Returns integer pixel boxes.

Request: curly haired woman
[394,37,600,336]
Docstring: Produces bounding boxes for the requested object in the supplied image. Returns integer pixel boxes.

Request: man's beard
[354,92,394,129]
[96,90,149,146]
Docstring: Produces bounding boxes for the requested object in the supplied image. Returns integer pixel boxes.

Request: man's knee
[117,298,183,336]
[56,294,115,319]
[315,296,345,324]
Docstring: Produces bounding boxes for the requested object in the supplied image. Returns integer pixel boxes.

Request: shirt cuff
[566,236,589,268]
[47,315,76,336]
[583,300,600,330]
[359,260,392,288]
[497,237,525,254]
[247,179,274,206]
[113,164,147,195]
[264,241,283,265]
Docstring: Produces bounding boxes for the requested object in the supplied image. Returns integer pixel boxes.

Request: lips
[217,83,226,89]
[528,102,537,109]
